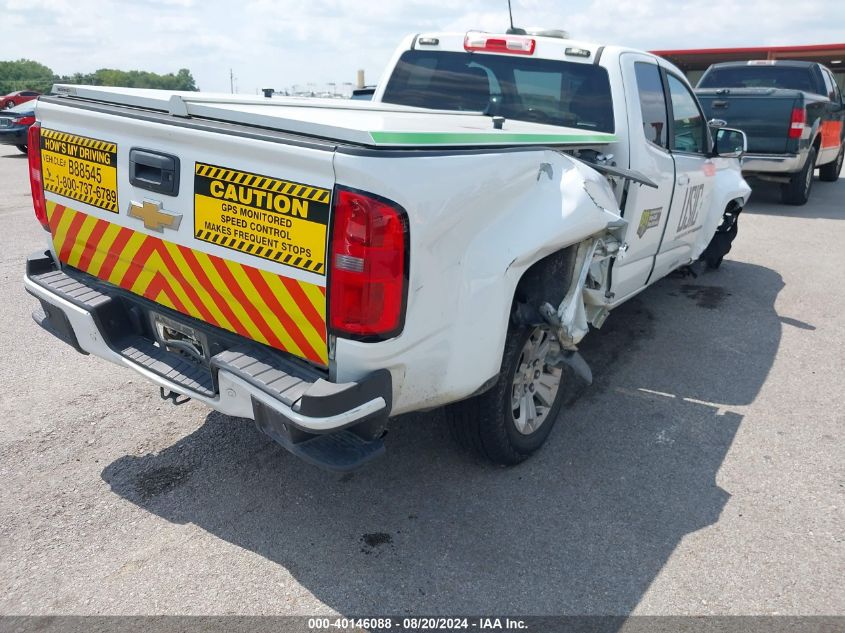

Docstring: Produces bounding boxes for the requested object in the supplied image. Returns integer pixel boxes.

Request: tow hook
[159,387,191,406]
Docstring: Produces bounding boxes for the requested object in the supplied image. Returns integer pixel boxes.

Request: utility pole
[229,68,234,94]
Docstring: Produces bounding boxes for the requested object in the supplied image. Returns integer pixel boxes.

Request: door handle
[677,174,690,186]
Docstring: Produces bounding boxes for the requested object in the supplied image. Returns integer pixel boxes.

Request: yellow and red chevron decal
[46,201,328,365]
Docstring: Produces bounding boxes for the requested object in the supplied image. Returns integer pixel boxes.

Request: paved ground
[0,143,842,617]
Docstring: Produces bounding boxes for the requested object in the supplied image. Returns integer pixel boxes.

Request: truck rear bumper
[24,251,391,471]
[741,151,807,174]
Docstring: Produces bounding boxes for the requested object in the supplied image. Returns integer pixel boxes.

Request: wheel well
[512,247,578,315]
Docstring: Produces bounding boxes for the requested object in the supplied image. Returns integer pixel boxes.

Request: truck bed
[50,85,617,148]
[34,85,618,374]
[695,87,803,154]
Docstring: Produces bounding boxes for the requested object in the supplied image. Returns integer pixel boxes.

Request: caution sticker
[194,162,330,275]
[40,129,118,213]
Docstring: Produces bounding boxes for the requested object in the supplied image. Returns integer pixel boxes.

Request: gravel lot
[0,143,842,617]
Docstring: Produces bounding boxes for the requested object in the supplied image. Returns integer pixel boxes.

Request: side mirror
[714,127,747,158]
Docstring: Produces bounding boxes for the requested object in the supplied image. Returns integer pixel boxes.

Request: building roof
[651,43,845,73]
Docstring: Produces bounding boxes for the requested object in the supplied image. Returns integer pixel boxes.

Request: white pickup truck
[24,30,750,470]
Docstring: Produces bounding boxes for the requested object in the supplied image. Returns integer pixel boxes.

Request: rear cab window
[381,50,615,133]
[698,65,822,95]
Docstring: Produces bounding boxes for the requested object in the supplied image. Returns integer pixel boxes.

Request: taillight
[464,31,536,55]
[788,107,805,139]
[27,122,48,229]
[329,187,408,340]
[15,115,36,127]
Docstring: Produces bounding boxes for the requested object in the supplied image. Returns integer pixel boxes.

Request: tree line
[0,59,198,94]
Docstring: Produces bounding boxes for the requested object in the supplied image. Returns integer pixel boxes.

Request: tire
[818,143,844,182]
[446,325,569,465]
[16,145,27,154]
[781,146,816,205]
[3,100,15,109]
[704,255,723,270]
[700,202,740,270]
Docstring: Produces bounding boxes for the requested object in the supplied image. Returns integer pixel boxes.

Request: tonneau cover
[50,84,617,148]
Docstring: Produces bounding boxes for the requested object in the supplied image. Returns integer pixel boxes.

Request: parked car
[0,101,36,153]
[2,90,40,110]
[696,61,845,205]
[26,30,749,470]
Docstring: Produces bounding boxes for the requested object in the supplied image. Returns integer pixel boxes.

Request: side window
[824,70,841,103]
[635,62,668,148]
[666,73,707,154]
[821,70,836,101]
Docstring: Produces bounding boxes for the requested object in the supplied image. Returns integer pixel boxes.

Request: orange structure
[652,43,845,89]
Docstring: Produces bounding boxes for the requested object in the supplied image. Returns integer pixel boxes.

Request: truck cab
[373,31,750,296]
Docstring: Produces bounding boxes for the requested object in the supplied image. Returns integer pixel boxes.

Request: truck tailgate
[696,88,800,154]
[36,98,331,366]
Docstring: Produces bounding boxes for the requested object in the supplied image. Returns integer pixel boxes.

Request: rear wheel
[3,100,15,109]
[818,143,844,182]
[16,145,27,154]
[446,325,568,465]
[781,146,816,206]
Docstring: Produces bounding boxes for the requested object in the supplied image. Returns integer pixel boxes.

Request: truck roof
[397,30,655,68]
[375,31,686,83]
[408,30,604,63]
[707,60,820,69]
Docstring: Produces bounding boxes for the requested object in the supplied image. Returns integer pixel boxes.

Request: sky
[1,0,843,94]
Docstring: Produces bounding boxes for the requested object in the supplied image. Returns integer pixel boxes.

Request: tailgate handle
[129,148,180,196]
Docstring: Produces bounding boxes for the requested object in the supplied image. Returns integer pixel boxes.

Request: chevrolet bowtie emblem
[128,200,182,232]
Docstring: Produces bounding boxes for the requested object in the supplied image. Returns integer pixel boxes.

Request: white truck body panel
[332,149,622,412]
